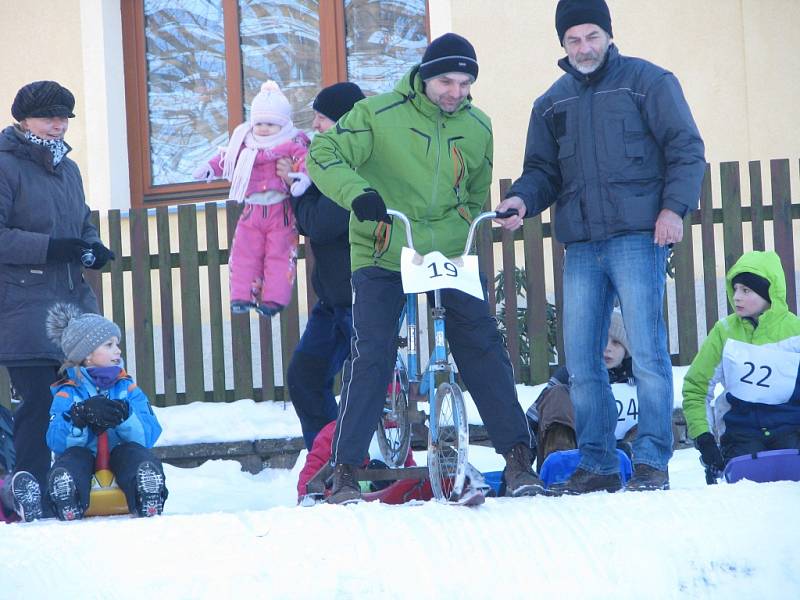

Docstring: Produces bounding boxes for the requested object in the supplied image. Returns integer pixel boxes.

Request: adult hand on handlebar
[351,191,391,223]
[494,196,526,231]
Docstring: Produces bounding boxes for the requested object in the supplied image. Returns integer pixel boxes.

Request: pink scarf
[221,121,300,202]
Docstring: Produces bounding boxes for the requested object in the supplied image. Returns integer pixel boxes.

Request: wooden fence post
[130,206,156,401]
[699,165,718,332]
[205,203,226,402]
[155,206,177,406]
[178,204,205,403]
[226,201,254,401]
[771,159,796,313]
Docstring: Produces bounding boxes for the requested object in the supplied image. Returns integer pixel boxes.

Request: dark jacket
[0,126,99,366]
[508,45,705,244]
[290,183,352,307]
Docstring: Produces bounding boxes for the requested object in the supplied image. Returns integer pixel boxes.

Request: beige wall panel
[450,0,797,200]
[742,0,800,161]
[0,1,88,184]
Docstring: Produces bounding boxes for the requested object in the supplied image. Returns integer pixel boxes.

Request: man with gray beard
[496,0,705,494]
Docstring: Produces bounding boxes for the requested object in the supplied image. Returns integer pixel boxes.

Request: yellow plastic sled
[84,432,129,517]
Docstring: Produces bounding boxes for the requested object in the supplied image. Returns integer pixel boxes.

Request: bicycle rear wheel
[428,382,469,501]
[376,360,411,468]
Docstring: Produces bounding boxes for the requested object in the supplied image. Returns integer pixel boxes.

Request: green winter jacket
[682,251,800,439]
[307,66,493,272]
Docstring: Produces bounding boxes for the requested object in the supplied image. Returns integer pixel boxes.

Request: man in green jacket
[308,33,544,504]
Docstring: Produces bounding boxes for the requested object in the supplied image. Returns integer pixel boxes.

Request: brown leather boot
[503,444,546,497]
[326,463,363,505]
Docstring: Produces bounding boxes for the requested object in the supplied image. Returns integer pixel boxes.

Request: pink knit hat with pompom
[250,80,292,126]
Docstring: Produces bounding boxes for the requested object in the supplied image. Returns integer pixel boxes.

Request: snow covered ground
[2,382,800,599]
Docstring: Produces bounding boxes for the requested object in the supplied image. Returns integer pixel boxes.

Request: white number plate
[399,247,484,300]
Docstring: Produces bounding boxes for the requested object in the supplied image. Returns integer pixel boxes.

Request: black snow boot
[549,467,622,496]
[503,444,546,497]
[135,461,166,517]
[9,471,43,522]
[626,463,670,491]
[326,463,362,505]
[48,467,83,521]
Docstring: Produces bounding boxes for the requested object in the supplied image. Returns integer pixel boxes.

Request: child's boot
[230,300,255,314]
[48,467,83,521]
[135,461,166,517]
[256,302,284,318]
[9,471,43,522]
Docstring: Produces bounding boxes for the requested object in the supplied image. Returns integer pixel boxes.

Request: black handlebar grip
[494,208,519,219]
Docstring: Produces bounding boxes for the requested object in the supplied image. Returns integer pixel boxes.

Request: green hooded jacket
[682,251,800,439]
[307,66,493,272]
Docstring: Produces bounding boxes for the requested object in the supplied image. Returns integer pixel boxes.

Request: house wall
[0,0,796,210]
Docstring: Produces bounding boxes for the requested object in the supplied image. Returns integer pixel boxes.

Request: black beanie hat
[11,81,76,122]
[555,0,613,44]
[732,272,771,303]
[418,33,478,82]
[312,82,366,123]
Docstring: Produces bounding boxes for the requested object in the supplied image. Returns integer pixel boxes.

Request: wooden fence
[0,158,796,409]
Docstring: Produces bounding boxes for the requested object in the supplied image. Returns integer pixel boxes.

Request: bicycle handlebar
[385,208,519,257]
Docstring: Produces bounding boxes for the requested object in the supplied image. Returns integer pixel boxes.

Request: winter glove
[288,172,312,197]
[85,242,115,270]
[192,163,215,182]
[46,238,89,263]
[695,432,725,472]
[69,395,127,434]
[351,191,390,223]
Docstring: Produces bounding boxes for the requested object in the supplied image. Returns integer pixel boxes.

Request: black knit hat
[556,0,613,44]
[732,272,771,303]
[418,33,478,82]
[11,81,76,122]
[312,82,366,123]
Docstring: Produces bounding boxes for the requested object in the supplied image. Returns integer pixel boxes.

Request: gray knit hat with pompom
[46,303,121,363]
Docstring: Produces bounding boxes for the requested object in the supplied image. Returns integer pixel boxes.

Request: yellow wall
[444,0,800,201]
[0,0,88,179]
[0,1,797,211]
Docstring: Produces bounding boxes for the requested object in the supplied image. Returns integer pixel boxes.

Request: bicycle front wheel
[376,361,411,468]
[428,382,469,501]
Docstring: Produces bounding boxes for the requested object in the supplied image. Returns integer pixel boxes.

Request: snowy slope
[2,382,799,599]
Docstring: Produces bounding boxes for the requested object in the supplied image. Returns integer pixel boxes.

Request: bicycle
[375,208,517,502]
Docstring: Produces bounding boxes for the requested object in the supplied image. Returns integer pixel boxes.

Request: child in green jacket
[683,251,800,476]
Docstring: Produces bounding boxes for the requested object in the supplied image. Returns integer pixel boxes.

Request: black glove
[69,395,127,434]
[351,191,390,223]
[46,238,89,263]
[695,432,725,472]
[87,242,115,270]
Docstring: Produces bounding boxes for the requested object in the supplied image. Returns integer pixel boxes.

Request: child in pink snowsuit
[194,81,311,317]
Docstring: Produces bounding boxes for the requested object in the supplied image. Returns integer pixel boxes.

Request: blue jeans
[287,301,353,450]
[563,233,673,474]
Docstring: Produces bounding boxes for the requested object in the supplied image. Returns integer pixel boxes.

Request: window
[122,0,429,207]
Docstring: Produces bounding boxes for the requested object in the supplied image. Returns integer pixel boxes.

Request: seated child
[683,251,800,476]
[526,310,636,469]
[42,304,167,520]
[297,420,420,504]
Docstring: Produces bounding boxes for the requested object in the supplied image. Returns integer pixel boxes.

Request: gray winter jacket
[508,45,705,244]
[0,125,99,366]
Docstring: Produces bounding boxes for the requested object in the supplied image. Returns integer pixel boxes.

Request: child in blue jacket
[42,304,167,520]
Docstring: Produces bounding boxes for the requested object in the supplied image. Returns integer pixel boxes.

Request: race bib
[399,247,484,300]
[722,339,800,405]
[612,383,638,440]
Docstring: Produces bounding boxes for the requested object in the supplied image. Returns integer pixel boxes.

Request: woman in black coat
[0,81,114,521]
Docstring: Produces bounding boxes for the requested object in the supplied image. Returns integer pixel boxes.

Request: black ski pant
[49,442,166,514]
[287,300,352,450]
[7,365,60,498]
[331,266,533,466]
[721,428,800,462]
